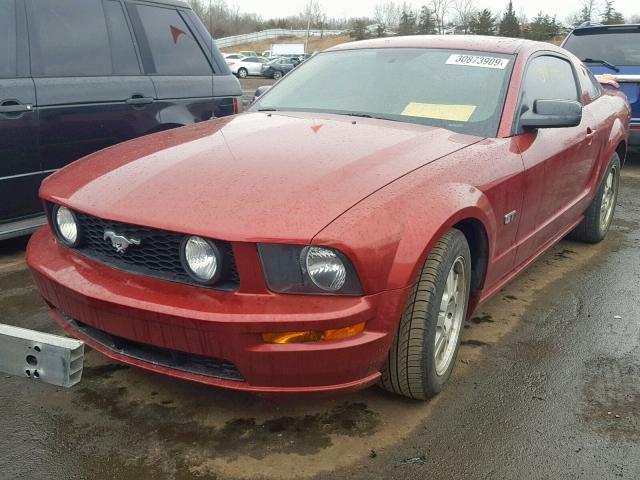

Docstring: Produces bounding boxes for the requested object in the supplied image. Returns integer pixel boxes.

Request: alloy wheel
[599,165,617,233]
[434,256,467,376]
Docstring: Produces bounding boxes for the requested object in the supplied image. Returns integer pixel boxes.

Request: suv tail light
[233,96,241,114]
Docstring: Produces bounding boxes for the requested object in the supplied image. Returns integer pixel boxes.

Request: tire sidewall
[422,231,472,393]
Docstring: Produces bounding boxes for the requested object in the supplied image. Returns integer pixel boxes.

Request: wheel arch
[615,140,627,165]
[452,217,489,294]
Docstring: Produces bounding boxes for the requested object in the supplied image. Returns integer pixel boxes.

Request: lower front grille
[59,310,244,382]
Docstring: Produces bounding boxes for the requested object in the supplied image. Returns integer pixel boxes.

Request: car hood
[42,112,481,242]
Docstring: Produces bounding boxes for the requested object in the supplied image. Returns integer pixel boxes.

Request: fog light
[181,236,221,284]
[53,205,80,247]
[262,322,366,344]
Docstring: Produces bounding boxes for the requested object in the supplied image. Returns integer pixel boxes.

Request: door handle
[586,128,597,145]
[0,102,33,114]
[125,96,154,106]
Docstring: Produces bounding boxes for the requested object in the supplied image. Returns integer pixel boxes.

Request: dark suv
[0,0,241,239]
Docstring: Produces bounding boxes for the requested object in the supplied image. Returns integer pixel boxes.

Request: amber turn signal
[262,322,366,344]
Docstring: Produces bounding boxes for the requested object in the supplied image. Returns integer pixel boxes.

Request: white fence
[214,29,346,48]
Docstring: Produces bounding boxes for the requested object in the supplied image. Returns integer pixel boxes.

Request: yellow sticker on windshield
[401,103,477,122]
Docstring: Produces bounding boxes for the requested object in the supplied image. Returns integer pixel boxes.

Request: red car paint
[27,36,630,395]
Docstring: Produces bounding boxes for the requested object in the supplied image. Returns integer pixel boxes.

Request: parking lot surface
[240,77,276,107]
[1,161,639,480]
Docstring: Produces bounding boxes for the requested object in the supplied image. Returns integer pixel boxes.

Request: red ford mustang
[27,36,630,399]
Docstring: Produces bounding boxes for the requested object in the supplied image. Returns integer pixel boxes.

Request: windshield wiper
[336,112,401,123]
[582,58,620,72]
[258,108,278,112]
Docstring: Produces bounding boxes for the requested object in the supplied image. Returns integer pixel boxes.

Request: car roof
[327,35,556,55]
[125,0,189,8]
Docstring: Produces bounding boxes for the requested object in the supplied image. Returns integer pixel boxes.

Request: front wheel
[569,153,621,243]
[379,229,471,400]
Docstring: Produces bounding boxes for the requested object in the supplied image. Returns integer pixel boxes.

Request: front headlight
[52,205,80,247]
[258,244,362,295]
[181,236,221,284]
[303,246,346,292]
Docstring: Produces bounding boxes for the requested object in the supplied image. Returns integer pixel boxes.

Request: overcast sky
[231,0,638,23]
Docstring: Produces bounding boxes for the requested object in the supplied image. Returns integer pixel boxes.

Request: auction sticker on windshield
[446,54,509,69]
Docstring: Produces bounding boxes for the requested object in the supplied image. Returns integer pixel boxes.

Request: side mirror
[596,75,620,89]
[519,99,582,130]
[252,85,272,105]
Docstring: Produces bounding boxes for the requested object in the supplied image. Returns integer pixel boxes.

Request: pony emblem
[103,230,141,254]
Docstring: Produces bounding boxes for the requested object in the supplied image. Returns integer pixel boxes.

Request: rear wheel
[273,70,283,80]
[237,68,248,79]
[569,153,621,243]
[379,229,471,400]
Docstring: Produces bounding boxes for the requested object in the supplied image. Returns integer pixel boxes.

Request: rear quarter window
[579,64,601,101]
[0,0,17,78]
[135,4,212,75]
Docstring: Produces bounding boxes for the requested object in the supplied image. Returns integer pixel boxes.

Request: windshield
[564,29,640,67]
[251,48,515,137]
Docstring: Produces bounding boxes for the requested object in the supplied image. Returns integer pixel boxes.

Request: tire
[569,153,621,243]
[237,68,248,79]
[379,229,471,400]
[273,70,283,80]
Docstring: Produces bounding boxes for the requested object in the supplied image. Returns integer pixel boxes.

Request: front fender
[312,165,496,295]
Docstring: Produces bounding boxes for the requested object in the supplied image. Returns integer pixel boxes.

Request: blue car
[563,23,640,151]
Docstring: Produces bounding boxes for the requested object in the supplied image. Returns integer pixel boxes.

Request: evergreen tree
[398,5,418,35]
[418,5,438,34]
[350,18,369,40]
[469,9,497,35]
[526,12,560,41]
[601,0,625,24]
[499,1,520,37]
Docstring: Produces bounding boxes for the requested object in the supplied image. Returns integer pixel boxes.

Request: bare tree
[517,7,528,27]
[580,0,600,21]
[430,0,452,34]
[374,2,401,32]
[629,14,640,23]
[453,0,476,34]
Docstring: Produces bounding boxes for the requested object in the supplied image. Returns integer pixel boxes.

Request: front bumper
[27,227,409,396]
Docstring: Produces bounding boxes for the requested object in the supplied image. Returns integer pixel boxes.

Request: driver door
[513,54,599,266]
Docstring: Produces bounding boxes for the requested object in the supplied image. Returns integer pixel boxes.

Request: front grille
[59,310,244,382]
[58,208,239,290]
